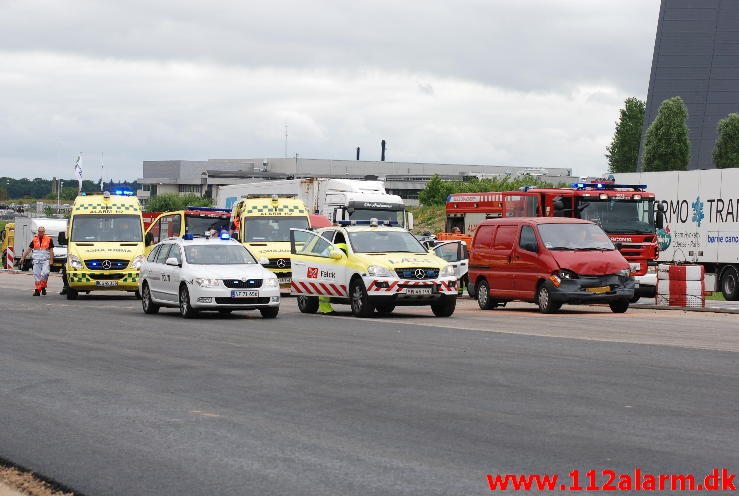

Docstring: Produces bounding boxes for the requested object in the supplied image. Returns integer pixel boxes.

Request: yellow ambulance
[231,194,310,290]
[61,192,145,299]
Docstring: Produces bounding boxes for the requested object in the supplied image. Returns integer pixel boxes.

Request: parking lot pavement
[0,272,738,496]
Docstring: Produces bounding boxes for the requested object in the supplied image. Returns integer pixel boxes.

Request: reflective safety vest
[32,235,52,250]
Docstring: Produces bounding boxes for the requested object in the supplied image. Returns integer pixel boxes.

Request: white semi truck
[616,169,739,300]
[215,178,413,229]
[13,217,68,271]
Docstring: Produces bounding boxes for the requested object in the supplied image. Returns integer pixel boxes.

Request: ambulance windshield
[71,215,142,242]
[245,216,309,242]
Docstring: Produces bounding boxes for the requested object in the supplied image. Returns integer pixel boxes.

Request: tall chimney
[381,139,386,161]
[356,147,360,160]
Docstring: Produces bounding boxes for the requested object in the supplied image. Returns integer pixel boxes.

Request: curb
[632,303,739,315]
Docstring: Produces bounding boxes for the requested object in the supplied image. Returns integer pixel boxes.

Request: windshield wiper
[573,247,613,251]
[548,247,573,250]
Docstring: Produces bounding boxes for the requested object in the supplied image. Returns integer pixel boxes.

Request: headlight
[439,265,455,277]
[68,254,83,269]
[617,269,631,277]
[130,255,145,269]
[367,265,394,277]
[194,278,220,287]
[556,269,578,280]
[263,277,279,288]
[647,265,657,274]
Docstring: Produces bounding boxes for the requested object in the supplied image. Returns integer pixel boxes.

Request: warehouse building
[137,157,575,205]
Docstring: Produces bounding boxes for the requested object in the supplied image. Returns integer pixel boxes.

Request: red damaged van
[468,218,635,313]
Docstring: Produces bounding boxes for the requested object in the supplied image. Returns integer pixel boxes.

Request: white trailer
[616,169,739,300]
[13,217,68,271]
[215,178,413,229]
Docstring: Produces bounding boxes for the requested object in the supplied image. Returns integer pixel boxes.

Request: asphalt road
[0,272,738,495]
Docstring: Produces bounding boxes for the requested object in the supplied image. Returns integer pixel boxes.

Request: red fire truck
[445,182,662,299]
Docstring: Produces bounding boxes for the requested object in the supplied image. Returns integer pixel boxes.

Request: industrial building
[137,157,575,205]
[638,0,739,170]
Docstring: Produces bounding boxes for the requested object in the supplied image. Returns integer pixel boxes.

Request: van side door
[490,225,518,296]
[512,224,542,299]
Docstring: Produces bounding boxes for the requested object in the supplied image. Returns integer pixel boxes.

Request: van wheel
[66,288,78,300]
[721,265,739,301]
[260,307,279,319]
[179,285,198,318]
[630,294,640,304]
[431,297,456,317]
[375,303,395,315]
[537,285,561,314]
[141,283,159,314]
[476,280,496,310]
[609,299,629,313]
[297,295,319,313]
[350,279,374,317]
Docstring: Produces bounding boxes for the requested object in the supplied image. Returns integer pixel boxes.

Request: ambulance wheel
[721,265,739,301]
[179,285,198,319]
[141,283,159,314]
[609,299,629,313]
[66,288,78,300]
[297,295,319,314]
[134,290,142,300]
[350,279,374,318]
[476,279,495,310]
[537,284,561,314]
[431,297,456,317]
[375,303,395,315]
[260,307,279,319]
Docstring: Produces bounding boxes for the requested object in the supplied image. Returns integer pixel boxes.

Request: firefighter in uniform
[19,226,55,296]
[317,242,348,314]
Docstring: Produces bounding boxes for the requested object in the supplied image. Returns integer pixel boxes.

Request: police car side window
[147,245,161,262]
[156,244,172,264]
[170,245,182,264]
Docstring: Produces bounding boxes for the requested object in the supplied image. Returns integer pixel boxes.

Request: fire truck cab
[445,182,661,298]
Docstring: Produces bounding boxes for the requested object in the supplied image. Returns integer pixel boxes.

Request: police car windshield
[348,231,427,253]
[71,214,142,242]
[538,223,615,251]
[184,245,256,265]
[186,216,230,236]
[245,217,309,242]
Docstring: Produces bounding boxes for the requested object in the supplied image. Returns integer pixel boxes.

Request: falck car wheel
[350,279,374,318]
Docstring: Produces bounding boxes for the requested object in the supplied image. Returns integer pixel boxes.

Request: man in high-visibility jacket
[19,226,55,296]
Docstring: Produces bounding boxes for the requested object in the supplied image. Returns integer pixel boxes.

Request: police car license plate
[231,290,259,298]
[405,287,433,295]
[585,286,610,294]
[278,277,291,284]
[95,281,118,287]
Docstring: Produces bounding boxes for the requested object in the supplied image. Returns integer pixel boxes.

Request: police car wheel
[179,285,198,318]
[66,288,78,300]
[260,307,279,319]
[218,309,233,315]
[350,279,374,318]
[141,283,159,314]
[375,303,395,315]
[297,295,319,314]
[431,297,456,317]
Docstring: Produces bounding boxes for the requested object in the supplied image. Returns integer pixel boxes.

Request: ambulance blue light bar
[113,189,135,196]
[571,183,647,191]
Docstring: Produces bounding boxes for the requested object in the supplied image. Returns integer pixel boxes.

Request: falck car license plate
[95,280,118,287]
[585,286,610,294]
[231,290,259,298]
[405,287,433,295]
[277,277,291,284]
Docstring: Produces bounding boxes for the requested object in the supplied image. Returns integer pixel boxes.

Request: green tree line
[0,177,139,201]
[418,175,567,206]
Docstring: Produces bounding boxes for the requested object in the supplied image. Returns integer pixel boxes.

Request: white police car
[138,233,280,318]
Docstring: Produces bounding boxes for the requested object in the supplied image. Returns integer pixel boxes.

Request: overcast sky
[0,0,660,180]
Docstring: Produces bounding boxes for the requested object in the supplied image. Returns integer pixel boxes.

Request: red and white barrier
[5,247,13,269]
[656,264,705,307]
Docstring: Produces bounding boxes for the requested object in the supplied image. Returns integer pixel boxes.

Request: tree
[418,175,454,206]
[643,96,690,172]
[606,97,645,173]
[144,193,211,212]
[713,113,739,169]
[418,174,568,207]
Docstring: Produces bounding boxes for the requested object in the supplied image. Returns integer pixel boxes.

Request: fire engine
[444,182,662,299]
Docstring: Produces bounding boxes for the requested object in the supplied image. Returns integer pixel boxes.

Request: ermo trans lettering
[659,197,739,225]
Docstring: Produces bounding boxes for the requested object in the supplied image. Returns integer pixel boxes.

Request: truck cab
[61,192,145,299]
[231,194,311,291]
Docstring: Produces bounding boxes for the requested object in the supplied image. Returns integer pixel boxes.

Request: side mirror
[329,249,343,260]
[258,257,269,265]
[656,210,664,230]
[657,202,666,213]
[553,198,565,211]
[407,212,414,230]
[614,242,623,251]
[58,232,67,245]
[145,232,154,246]
[165,257,180,267]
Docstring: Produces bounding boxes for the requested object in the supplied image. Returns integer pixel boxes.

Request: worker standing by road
[317,242,349,314]
[18,226,55,296]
